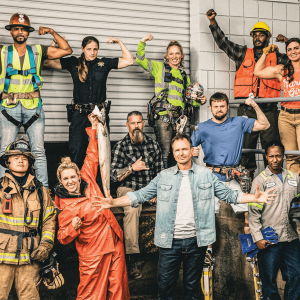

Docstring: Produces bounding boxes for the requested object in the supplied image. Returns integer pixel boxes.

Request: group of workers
[0,8,300,300]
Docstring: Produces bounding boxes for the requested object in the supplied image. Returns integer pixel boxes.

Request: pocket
[0,233,10,250]
[26,200,41,228]
[242,59,254,76]
[95,70,105,81]
[198,182,212,200]
[158,184,172,201]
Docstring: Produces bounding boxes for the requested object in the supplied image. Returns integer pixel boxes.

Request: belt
[240,103,276,112]
[0,228,37,261]
[206,164,238,175]
[281,106,300,114]
[74,103,108,113]
[2,91,41,106]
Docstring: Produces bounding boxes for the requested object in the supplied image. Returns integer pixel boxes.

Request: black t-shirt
[60,56,119,104]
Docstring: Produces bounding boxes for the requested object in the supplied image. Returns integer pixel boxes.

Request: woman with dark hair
[44,36,134,169]
[254,38,300,173]
[136,34,207,168]
[54,113,130,300]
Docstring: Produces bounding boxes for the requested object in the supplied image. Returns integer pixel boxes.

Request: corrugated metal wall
[0,0,190,142]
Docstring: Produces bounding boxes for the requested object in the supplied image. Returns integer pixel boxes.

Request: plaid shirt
[210,22,288,71]
[111,133,164,190]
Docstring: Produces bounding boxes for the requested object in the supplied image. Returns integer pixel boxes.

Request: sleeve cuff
[236,192,244,204]
[139,41,146,46]
[251,231,264,243]
[127,191,139,208]
[209,22,218,29]
[68,222,80,237]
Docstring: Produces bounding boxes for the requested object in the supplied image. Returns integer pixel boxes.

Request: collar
[4,171,35,195]
[54,179,88,199]
[264,166,284,177]
[174,161,197,174]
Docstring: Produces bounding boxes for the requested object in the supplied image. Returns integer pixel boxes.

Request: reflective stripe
[0,252,30,263]
[259,171,271,181]
[0,78,5,85]
[136,54,145,61]
[9,79,20,85]
[297,193,300,197]
[0,214,38,226]
[155,83,184,93]
[43,206,56,222]
[248,203,264,210]
[146,60,153,73]
[42,231,54,242]
[287,170,294,178]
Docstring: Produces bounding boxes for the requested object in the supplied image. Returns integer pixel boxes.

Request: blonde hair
[164,40,185,69]
[57,157,80,183]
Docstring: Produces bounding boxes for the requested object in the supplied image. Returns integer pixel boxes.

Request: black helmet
[289,196,300,237]
[0,138,35,168]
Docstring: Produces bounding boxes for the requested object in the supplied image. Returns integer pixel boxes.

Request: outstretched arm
[39,27,72,59]
[107,37,134,69]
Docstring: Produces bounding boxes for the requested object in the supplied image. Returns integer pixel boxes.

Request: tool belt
[66,101,111,122]
[206,164,251,193]
[2,91,41,106]
[0,228,37,262]
[281,106,300,114]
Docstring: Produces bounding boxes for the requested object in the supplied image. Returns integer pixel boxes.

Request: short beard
[213,112,227,120]
[131,129,144,144]
[254,39,268,50]
[13,36,27,44]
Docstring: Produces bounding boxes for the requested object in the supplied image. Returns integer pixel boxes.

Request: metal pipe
[229,97,300,105]
[242,149,300,155]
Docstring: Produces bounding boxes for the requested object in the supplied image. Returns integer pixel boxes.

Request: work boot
[129,262,142,279]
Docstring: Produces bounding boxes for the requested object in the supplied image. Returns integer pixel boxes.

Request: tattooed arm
[116,165,133,182]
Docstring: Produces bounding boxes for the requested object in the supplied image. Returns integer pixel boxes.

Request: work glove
[262,226,278,244]
[239,233,257,254]
[31,241,53,262]
[263,44,279,56]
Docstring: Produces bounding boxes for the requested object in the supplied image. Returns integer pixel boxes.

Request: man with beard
[0,13,72,189]
[206,9,287,179]
[192,92,270,261]
[111,111,163,278]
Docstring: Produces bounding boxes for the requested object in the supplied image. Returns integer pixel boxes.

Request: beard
[131,129,144,144]
[13,35,28,44]
[213,112,227,120]
[253,38,268,50]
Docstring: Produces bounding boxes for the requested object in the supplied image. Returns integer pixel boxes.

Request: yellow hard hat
[250,21,271,36]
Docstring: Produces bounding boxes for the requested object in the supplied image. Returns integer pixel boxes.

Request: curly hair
[283,38,300,83]
[164,40,185,69]
[57,157,80,183]
[78,36,99,83]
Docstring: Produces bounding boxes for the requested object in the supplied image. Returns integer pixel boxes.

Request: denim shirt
[128,162,243,248]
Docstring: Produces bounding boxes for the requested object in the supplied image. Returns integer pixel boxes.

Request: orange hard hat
[5,13,35,32]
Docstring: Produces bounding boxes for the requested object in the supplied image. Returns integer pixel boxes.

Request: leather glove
[263,44,279,56]
[31,242,53,262]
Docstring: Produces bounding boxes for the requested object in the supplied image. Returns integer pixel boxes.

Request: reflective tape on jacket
[0,214,39,226]
[43,206,56,222]
[0,252,30,263]
[248,203,264,210]
[41,230,55,242]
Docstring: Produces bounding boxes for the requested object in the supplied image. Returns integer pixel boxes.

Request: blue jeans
[257,239,300,300]
[157,237,207,300]
[0,102,48,187]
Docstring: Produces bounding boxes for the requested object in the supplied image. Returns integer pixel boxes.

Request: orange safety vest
[234,48,281,98]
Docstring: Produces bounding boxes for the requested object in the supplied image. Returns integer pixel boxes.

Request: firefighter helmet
[5,13,35,32]
[0,138,35,168]
[185,83,204,103]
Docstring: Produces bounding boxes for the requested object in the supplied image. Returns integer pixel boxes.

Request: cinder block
[208,71,215,89]
[215,52,230,71]
[287,21,300,40]
[190,33,201,53]
[199,0,214,15]
[230,59,236,72]
[190,0,201,15]
[229,89,235,101]
[244,0,258,18]
[215,71,230,89]
[230,0,244,17]
[287,3,300,21]
[190,14,201,35]
[215,0,229,16]
[217,16,230,34]
[190,51,200,71]
[244,18,259,36]
[258,1,272,20]
[230,17,244,36]
[230,71,236,90]
[200,14,211,33]
[273,2,287,20]
[199,70,208,88]
[244,36,254,48]
[200,32,215,52]
[199,51,215,70]
[273,20,286,37]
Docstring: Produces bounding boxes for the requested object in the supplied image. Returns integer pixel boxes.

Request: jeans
[157,237,207,300]
[0,102,48,187]
[257,239,300,300]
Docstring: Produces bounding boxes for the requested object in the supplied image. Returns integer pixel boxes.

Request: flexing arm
[107,37,134,69]
[254,46,284,81]
[39,27,72,59]
[244,97,270,131]
[43,39,63,69]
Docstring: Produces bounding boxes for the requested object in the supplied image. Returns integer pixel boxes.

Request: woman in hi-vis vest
[254,38,300,174]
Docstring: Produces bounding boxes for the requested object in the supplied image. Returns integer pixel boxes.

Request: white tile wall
[287,3,300,21]
[272,2,287,20]
[244,0,258,18]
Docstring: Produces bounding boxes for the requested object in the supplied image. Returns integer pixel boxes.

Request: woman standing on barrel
[254,38,300,174]
[54,113,130,300]
[44,36,134,169]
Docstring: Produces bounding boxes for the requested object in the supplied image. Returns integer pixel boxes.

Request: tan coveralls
[0,172,56,300]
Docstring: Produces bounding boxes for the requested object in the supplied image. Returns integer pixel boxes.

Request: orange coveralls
[55,127,130,300]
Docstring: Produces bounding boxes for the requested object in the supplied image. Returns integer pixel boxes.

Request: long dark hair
[284,37,300,83]
[78,36,99,83]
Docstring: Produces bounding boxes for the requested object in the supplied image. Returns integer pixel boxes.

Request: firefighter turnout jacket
[0,172,56,265]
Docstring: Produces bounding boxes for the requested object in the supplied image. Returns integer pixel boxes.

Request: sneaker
[129,262,143,279]
[204,251,215,266]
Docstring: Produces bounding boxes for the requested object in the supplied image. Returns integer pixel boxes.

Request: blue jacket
[128,162,243,248]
